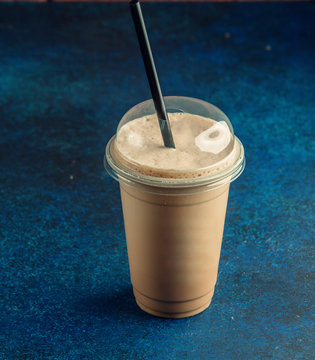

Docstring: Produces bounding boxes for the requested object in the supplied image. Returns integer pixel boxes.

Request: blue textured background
[0,2,314,359]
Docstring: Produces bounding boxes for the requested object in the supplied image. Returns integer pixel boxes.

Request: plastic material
[104,96,245,192]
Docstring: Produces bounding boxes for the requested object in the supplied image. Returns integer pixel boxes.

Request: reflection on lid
[195,121,231,154]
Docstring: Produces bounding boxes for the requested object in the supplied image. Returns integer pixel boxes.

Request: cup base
[133,288,214,319]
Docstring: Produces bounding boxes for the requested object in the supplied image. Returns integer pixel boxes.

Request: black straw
[129,0,175,148]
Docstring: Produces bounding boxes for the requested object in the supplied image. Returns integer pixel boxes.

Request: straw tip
[130,0,139,4]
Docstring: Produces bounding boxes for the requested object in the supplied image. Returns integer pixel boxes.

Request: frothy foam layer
[115,113,236,179]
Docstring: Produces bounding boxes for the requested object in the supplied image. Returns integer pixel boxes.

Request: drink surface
[115,112,236,179]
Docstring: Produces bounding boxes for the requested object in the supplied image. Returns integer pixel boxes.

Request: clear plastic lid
[105,96,245,190]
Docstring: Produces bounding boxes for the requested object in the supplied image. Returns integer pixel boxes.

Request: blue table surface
[0,2,314,359]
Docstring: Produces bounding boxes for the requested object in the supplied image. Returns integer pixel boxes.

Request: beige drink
[105,96,245,318]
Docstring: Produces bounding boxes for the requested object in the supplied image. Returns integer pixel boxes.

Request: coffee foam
[115,113,236,179]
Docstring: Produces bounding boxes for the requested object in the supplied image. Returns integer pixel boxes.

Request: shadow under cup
[104,96,245,318]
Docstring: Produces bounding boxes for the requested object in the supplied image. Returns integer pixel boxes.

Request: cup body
[120,182,229,318]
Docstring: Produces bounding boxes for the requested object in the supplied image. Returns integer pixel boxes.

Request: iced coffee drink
[105,96,245,318]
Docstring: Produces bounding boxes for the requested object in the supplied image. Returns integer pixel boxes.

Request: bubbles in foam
[195,121,230,154]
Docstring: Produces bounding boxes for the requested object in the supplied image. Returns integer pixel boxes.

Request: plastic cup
[104,96,245,318]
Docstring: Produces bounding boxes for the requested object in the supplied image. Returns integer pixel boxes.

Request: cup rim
[105,135,245,190]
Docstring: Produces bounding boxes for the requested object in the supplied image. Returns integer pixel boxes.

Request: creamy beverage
[105,96,245,318]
